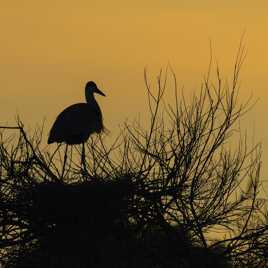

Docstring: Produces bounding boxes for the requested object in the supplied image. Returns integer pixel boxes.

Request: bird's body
[48,102,103,144]
[48,81,105,145]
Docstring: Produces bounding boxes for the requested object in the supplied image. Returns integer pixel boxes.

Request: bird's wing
[48,103,103,143]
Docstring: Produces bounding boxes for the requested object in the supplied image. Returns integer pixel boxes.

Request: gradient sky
[0,1,268,183]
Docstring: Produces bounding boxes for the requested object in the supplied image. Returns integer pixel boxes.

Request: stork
[48,81,105,173]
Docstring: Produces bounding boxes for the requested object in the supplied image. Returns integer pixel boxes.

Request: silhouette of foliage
[0,47,267,267]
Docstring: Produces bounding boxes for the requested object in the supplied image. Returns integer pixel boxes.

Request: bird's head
[85,81,106,97]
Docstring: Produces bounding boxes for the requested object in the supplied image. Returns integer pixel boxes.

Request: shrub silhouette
[0,49,267,267]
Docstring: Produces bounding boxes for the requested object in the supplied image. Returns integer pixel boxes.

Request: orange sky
[0,1,268,183]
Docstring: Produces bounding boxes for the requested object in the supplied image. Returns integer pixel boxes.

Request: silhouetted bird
[48,81,106,171]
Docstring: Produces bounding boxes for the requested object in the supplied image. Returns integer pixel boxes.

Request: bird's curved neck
[85,91,96,104]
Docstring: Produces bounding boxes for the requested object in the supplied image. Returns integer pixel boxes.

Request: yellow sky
[0,1,268,181]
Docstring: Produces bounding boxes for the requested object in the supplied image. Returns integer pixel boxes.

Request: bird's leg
[81,142,87,175]
[61,144,68,179]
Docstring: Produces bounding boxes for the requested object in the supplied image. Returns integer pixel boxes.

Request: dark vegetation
[0,48,268,267]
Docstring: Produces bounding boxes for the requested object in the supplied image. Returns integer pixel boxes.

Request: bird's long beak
[96,87,106,96]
